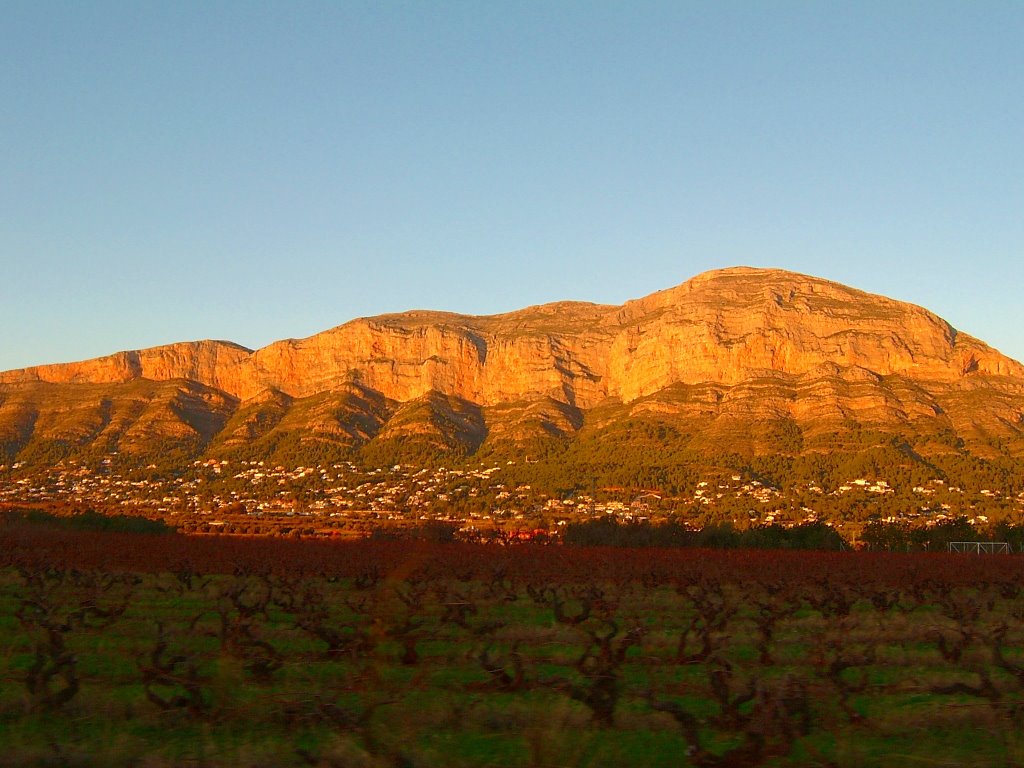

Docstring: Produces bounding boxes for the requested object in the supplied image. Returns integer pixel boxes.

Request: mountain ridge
[2,267,1023,482]
[5,267,1021,401]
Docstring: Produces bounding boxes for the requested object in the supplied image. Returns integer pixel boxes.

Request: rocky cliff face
[6,267,1020,403]
[2,267,1022,469]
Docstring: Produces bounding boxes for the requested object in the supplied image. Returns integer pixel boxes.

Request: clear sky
[3,2,1022,370]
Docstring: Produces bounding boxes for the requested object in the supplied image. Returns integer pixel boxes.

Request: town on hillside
[2,457,1022,547]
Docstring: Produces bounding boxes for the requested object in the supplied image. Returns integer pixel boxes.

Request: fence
[947,541,1011,554]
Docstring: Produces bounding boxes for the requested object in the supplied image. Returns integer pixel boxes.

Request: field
[3,526,1024,767]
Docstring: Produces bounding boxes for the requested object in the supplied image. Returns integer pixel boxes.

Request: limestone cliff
[5,268,1020,406]
[2,267,1022,469]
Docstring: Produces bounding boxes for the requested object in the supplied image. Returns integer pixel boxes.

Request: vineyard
[3,526,1024,766]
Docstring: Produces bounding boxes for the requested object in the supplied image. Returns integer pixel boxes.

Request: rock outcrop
[5,268,1021,404]
[2,267,1022,467]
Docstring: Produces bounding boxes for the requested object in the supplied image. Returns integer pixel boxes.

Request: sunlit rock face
[2,267,1023,461]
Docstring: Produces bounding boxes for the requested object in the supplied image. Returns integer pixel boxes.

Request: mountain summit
[2,268,1022,481]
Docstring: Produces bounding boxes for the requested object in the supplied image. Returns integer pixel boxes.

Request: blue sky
[3,2,1022,369]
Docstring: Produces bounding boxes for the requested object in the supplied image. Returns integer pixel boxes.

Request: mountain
[3,267,1023,490]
